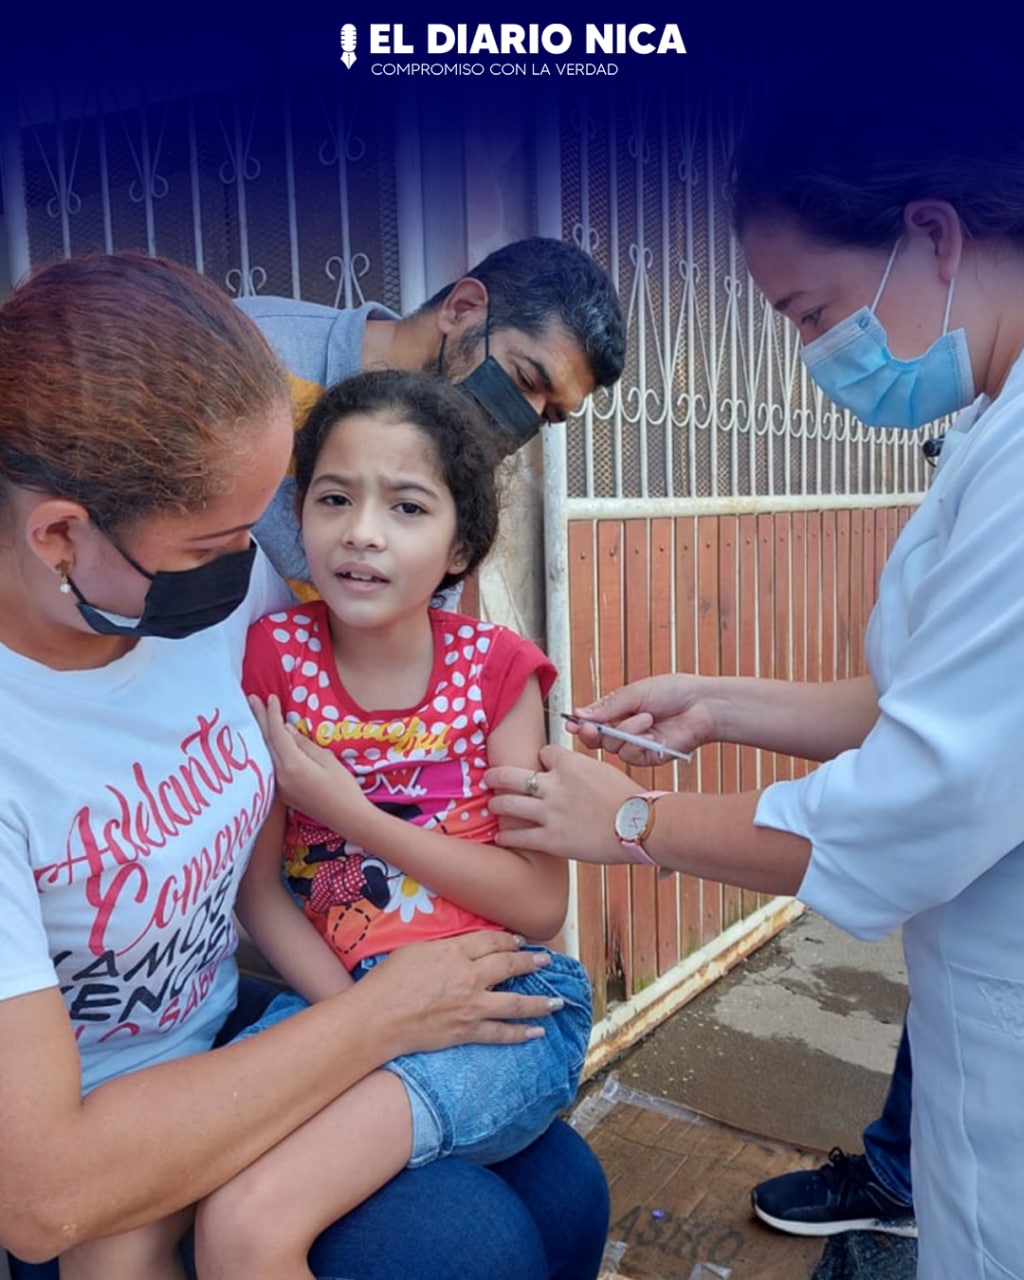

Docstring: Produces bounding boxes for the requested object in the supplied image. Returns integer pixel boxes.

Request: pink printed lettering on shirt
[35,710,273,956]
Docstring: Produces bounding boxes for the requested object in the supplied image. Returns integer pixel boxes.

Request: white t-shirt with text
[0,549,291,1094]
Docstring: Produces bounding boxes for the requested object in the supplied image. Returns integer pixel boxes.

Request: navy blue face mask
[441,321,544,448]
[67,535,256,639]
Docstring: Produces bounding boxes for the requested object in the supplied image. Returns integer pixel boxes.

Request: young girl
[192,370,593,1280]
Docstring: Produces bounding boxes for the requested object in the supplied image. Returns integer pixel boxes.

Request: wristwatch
[614,791,671,867]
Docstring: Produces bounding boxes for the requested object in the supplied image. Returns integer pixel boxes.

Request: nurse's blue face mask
[440,312,544,448]
[66,529,256,639]
[799,238,975,429]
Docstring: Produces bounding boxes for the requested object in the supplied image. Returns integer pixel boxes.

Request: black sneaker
[751,1148,917,1238]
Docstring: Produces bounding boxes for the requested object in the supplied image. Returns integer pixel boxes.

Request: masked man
[237,237,625,584]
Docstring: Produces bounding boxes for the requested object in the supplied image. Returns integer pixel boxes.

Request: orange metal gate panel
[565,505,911,1019]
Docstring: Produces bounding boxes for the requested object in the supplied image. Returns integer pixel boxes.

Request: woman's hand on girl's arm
[485,744,811,895]
[483,674,568,937]
[235,798,353,1003]
[487,746,640,864]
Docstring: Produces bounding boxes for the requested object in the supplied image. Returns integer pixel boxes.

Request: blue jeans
[240,947,593,1166]
[862,1019,913,1207]
[9,977,609,1280]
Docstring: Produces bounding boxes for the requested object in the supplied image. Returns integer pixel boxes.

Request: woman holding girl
[0,251,608,1280]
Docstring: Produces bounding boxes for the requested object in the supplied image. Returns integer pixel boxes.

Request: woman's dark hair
[729,56,1024,250]
[0,252,289,533]
[294,370,501,593]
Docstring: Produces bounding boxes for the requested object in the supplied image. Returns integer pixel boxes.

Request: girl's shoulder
[428,607,522,652]
[428,608,557,700]
[243,599,333,694]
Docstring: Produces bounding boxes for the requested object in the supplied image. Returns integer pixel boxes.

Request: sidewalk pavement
[575,908,911,1280]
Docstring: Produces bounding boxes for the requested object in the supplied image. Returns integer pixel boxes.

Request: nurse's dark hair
[0,252,289,532]
[294,370,501,593]
[729,53,1024,249]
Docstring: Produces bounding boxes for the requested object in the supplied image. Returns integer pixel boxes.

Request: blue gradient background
[4,3,799,143]
[3,3,1005,261]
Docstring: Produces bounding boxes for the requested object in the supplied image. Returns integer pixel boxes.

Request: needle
[559,712,692,763]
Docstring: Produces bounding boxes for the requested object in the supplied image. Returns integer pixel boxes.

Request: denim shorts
[234,945,592,1168]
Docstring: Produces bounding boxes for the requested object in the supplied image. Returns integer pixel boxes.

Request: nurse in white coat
[484,62,1024,1279]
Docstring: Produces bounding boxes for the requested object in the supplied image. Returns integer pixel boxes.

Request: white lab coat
[757,353,1024,1278]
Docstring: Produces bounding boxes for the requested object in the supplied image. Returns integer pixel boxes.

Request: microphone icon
[340,24,357,68]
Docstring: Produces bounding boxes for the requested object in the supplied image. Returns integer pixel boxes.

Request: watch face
[615,795,650,841]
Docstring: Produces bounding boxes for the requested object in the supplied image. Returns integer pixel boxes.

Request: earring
[57,560,72,594]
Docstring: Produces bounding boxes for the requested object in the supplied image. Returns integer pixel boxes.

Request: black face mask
[68,537,257,640]
[441,321,545,448]
[458,356,545,448]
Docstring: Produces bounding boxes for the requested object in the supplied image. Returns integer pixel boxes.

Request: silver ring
[524,771,541,797]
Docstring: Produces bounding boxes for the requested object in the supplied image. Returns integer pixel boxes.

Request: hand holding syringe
[559,712,692,763]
